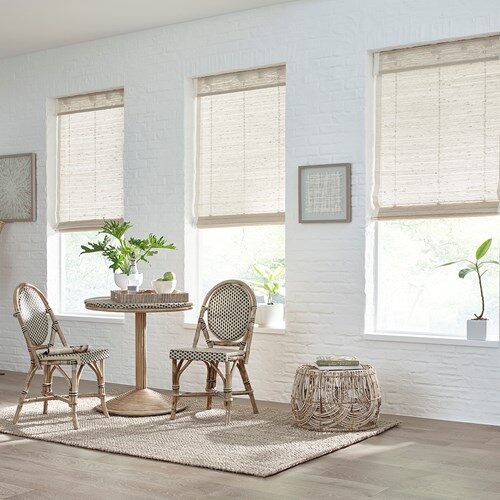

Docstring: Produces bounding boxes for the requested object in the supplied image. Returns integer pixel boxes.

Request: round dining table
[85,296,192,417]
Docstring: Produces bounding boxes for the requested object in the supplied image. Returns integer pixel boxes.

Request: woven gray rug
[0,398,397,477]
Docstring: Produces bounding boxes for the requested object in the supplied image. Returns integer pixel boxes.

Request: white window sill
[57,312,125,325]
[183,322,285,335]
[364,332,499,348]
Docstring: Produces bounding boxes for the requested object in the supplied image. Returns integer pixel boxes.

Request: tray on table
[110,289,189,304]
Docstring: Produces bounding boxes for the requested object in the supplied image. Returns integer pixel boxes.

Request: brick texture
[0,0,498,425]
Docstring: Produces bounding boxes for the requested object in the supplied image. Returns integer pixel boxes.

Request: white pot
[152,279,177,294]
[255,303,284,327]
[114,272,144,291]
[467,319,487,341]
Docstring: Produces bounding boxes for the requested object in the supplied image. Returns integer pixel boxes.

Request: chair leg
[205,363,212,410]
[70,364,80,430]
[170,359,180,420]
[205,362,217,410]
[13,364,37,425]
[237,359,258,414]
[98,360,109,418]
[42,365,53,415]
[223,361,233,425]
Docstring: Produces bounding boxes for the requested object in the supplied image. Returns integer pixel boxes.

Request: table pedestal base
[95,388,187,417]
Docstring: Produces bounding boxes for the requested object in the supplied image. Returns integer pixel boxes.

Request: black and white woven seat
[169,280,258,425]
[170,347,245,363]
[12,283,110,429]
[38,348,109,365]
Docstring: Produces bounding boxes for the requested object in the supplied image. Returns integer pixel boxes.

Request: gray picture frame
[0,153,37,222]
[298,163,351,223]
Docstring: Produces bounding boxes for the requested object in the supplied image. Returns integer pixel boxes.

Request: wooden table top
[85,297,193,313]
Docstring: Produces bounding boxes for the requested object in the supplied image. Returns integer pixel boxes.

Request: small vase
[467,319,487,341]
[255,303,284,327]
[127,261,143,291]
[114,273,129,291]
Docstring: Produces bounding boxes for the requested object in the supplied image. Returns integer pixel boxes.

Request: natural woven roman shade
[373,35,500,219]
[56,89,124,231]
[195,66,285,227]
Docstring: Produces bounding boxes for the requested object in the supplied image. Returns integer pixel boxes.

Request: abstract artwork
[0,153,36,222]
[299,163,351,222]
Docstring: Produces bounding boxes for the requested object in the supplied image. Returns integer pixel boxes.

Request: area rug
[0,398,398,477]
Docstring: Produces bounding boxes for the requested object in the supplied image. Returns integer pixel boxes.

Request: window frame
[366,40,500,345]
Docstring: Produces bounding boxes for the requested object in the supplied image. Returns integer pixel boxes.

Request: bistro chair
[169,280,258,425]
[12,283,110,429]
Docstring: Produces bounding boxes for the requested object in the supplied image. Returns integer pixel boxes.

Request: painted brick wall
[0,0,499,425]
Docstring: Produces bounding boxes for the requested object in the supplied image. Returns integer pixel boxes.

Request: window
[194,67,285,314]
[60,231,115,315]
[372,37,500,338]
[198,225,285,305]
[55,89,124,314]
[375,217,499,337]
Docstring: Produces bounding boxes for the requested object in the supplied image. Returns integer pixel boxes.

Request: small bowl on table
[152,278,177,294]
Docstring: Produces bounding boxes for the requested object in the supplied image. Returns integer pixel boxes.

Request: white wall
[0,0,499,425]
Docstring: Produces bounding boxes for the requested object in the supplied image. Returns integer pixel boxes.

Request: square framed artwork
[298,163,351,223]
[0,153,36,222]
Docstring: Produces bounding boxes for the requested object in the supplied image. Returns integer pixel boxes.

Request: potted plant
[439,238,499,340]
[81,220,175,291]
[152,271,177,294]
[252,263,285,327]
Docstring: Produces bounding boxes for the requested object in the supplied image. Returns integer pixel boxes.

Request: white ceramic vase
[255,303,284,327]
[152,278,177,294]
[467,319,487,341]
[114,272,144,291]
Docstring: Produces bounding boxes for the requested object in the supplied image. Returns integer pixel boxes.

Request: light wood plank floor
[0,370,499,499]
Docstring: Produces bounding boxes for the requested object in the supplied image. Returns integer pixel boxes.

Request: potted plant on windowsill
[439,238,499,341]
[80,220,175,291]
[252,263,285,327]
[152,271,177,294]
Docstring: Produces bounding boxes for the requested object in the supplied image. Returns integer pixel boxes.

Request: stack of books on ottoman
[315,355,361,371]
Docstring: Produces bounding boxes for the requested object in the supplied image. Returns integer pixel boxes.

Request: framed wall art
[0,153,36,222]
[298,163,351,223]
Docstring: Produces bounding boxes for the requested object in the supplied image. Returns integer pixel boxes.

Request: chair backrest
[195,280,257,360]
[13,283,66,364]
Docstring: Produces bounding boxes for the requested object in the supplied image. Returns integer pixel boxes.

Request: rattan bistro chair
[12,283,110,429]
[169,280,258,425]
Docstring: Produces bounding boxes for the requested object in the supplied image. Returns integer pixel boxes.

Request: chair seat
[170,347,245,363]
[38,348,109,365]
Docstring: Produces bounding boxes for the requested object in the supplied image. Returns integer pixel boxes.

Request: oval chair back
[194,280,257,362]
[13,283,67,367]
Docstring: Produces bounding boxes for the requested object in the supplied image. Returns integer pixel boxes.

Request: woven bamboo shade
[373,35,500,219]
[56,89,124,231]
[195,66,285,227]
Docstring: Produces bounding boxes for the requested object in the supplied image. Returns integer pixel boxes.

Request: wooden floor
[0,371,499,499]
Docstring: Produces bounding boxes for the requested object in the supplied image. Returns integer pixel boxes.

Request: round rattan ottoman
[291,364,381,432]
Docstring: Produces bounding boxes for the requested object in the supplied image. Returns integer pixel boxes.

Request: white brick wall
[0,0,499,425]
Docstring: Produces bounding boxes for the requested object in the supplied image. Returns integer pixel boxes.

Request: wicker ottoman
[291,364,381,432]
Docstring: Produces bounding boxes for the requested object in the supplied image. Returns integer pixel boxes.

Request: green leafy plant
[158,271,175,281]
[252,263,285,305]
[80,220,175,275]
[439,238,499,320]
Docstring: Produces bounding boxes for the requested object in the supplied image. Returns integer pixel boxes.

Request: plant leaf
[476,238,492,260]
[437,260,465,268]
[458,268,473,278]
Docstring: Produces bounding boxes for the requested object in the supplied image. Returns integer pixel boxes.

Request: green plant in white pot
[439,238,499,340]
[81,220,175,291]
[152,271,177,294]
[252,263,285,327]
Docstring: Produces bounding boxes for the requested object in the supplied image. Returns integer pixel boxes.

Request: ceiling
[0,0,295,59]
